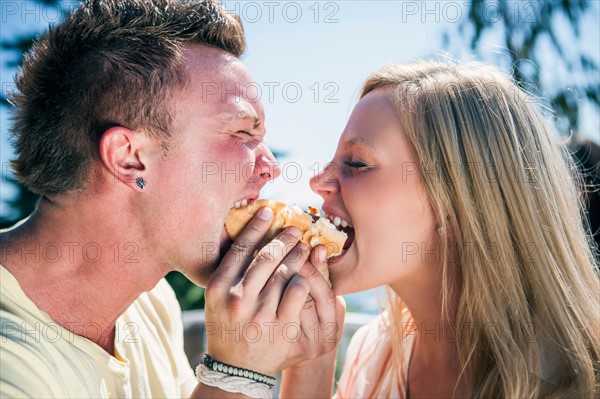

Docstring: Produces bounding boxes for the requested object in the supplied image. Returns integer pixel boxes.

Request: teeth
[233,199,253,209]
[323,212,353,229]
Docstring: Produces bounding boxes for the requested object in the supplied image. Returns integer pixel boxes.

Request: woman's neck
[388,264,468,397]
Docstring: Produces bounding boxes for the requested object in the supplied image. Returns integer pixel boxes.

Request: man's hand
[203,206,342,376]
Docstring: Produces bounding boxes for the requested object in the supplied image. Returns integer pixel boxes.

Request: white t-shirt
[0,264,197,398]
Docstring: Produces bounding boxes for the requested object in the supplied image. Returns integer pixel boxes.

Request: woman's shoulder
[347,309,412,354]
[348,311,391,350]
[336,309,414,398]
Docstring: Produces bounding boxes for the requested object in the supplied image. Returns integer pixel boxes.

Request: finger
[211,207,274,284]
[334,296,346,341]
[298,292,319,342]
[277,274,310,322]
[240,227,303,298]
[310,245,330,285]
[320,296,345,351]
[298,262,337,326]
[260,242,310,313]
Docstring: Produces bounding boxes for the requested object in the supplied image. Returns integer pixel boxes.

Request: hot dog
[225,199,348,259]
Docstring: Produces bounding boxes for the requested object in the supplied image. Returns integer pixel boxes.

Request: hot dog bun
[225,199,347,259]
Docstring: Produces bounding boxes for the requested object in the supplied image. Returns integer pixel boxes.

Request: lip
[234,194,259,204]
[328,250,347,265]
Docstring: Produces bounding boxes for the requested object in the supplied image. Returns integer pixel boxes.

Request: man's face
[147,46,279,285]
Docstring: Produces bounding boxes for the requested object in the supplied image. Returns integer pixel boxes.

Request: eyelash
[236,130,262,150]
[343,161,369,173]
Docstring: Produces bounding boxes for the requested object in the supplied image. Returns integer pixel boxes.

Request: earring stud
[136,177,146,190]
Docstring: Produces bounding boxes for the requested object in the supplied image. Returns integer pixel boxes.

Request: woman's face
[310,88,440,295]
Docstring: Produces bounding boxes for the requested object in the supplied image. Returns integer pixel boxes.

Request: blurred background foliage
[445,0,599,135]
[1,0,598,310]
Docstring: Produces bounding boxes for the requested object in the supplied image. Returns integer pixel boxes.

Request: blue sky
[1,0,599,218]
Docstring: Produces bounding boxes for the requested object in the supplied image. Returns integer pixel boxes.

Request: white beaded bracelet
[196,363,273,399]
[203,354,276,386]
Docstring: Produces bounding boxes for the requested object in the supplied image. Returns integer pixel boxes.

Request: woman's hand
[280,279,346,399]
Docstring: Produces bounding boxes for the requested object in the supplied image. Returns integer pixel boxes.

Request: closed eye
[236,130,262,150]
[344,161,368,169]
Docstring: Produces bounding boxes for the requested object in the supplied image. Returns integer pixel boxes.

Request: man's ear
[99,127,152,191]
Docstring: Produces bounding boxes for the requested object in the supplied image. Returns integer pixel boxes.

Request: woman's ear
[99,127,152,192]
[436,216,455,239]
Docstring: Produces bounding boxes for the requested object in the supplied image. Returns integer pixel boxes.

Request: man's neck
[0,197,169,355]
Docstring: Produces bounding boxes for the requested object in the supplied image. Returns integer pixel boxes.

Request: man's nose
[310,162,339,198]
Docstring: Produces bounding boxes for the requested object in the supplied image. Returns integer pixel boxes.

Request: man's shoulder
[0,310,107,398]
[115,278,197,397]
[0,264,108,397]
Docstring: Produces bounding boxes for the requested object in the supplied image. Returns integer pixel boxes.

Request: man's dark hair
[9,0,245,195]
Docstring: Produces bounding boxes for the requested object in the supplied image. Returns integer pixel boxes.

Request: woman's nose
[310,162,339,198]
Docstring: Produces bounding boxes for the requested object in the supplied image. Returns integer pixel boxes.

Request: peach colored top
[336,310,415,398]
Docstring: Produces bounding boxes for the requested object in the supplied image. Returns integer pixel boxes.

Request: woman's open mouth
[317,214,355,263]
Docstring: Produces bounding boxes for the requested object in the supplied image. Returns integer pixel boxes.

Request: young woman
[308,61,600,398]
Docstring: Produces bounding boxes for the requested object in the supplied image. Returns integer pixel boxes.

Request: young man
[0,1,342,397]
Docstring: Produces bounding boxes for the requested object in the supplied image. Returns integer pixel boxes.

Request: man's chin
[181,227,233,287]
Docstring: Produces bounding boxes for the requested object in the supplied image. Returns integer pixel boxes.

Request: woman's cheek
[341,176,368,202]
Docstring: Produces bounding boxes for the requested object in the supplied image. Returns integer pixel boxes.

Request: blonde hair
[360,61,600,398]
